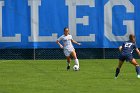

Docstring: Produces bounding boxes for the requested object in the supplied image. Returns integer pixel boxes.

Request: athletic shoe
[137,75,140,78]
[67,66,70,70]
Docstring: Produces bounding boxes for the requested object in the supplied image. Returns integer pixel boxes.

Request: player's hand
[77,43,81,46]
[138,53,140,57]
[60,45,63,49]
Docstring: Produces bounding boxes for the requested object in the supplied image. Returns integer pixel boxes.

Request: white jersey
[57,35,74,50]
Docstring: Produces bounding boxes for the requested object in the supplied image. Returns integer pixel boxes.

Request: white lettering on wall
[28,0,57,42]
[104,0,134,41]
[66,0,95,42]
[0,1,21,42]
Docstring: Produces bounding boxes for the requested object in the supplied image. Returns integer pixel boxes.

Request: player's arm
[56,40,63,49]
[71,39,81,45]
[56,36,63,49]
[136,48,140,56]
[119,46,122,52]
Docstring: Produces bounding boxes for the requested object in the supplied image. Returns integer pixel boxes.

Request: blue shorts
[119,53,133,62]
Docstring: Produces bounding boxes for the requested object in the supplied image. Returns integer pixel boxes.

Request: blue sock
[136,66,140,75]
[115,68,120,77]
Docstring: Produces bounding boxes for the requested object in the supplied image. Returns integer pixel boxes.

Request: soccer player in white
[56,27,81,70]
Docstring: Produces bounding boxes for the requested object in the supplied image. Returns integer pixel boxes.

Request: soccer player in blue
[115,34,140,78]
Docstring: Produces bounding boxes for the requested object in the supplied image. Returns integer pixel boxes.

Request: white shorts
[64,48,74,57]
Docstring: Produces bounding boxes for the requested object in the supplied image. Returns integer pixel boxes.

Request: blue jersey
[121,41,137,55]
[119,41,137,62]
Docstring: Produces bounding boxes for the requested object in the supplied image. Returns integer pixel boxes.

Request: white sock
[66,62,70,66]
[74,59,79,67]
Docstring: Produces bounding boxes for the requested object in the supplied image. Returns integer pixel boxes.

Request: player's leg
[64,49,71,70]
[66,56,71,70]
[130,58,140,78]
[115,55,125,78]
[115,60,124,78]
[71,50,79,67]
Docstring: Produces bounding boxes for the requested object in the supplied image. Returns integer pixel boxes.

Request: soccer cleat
[137,75,140,78]
[115,68,120,77]
[114,77,118,79]
[67,66,70,70]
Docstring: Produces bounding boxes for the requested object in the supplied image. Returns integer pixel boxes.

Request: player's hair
[129,34,135,41]
[64,27,69,31]
[64,27,70,35]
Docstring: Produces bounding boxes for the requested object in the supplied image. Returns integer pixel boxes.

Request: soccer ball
[73,65,79,71]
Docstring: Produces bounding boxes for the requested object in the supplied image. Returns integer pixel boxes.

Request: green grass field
[0,59,140,93]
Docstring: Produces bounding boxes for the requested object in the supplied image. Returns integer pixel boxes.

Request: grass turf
[0,59,140,93]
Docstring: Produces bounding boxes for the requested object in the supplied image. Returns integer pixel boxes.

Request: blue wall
[0,0,139,48]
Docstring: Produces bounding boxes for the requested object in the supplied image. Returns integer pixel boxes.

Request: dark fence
[0,48,139,60]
